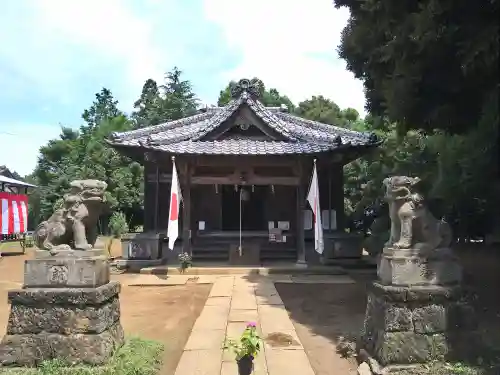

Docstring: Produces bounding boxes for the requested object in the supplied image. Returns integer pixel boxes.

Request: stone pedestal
[34,248,107,259]
[321,232,364,265]
[116,232,164,270]
[360,247,478,368]
[378,247,462,286]
[0,256,124,367]
[361,282,478,366]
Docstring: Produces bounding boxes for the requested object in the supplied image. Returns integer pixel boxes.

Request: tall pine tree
[132,67,199,128]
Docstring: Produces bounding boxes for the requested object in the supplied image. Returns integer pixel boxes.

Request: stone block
[375,331,447,365]
[34,249,107,259]
[383,304,413,332]
[121,232,164,260]
[412,304,446,333]
[6,297,120,335]
[378,247,462,286]
[368,282,462,304]
[8,281,121,306]
[0,322,124,367]
[24,257,110,288]
[362,282,478,366]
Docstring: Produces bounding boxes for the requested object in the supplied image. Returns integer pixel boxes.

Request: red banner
[0,192,28,235]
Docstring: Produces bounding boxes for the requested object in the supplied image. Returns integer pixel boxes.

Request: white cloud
[203,0,366,113]
[0,0,168,108]
[32,0,165,93]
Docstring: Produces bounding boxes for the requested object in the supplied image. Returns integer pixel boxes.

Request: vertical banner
[167,157,183,250]
[306,160,324,254]
[0,192,28,235]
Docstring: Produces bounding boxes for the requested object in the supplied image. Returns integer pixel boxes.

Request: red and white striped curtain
[0,192,28,235]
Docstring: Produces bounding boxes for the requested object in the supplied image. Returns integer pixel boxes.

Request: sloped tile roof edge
[107,78,382,152]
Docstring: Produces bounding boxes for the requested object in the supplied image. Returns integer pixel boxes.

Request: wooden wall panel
[191,185,221,231]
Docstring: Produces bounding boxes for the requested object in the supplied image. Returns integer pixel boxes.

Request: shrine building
[107,79,381,266]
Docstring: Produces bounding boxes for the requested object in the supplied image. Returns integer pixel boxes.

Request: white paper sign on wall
[278,221,290,230]
[321,210,337,230]
[304,210,313,230]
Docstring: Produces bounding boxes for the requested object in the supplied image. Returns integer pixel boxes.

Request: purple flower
[246,322,257,328]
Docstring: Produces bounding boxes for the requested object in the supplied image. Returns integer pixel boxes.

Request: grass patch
[397,363,498,375]
[0,337,164,375]
[396,358,500,375]
[394,341,500,375]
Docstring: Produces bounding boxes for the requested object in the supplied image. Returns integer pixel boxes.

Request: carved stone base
[0,255,124,368]
[0,281,124,367]
[378,247,462,286]
[360,282,479,366]
[34,248,107,259]
[23,257,110,288]
[0,324,124,367]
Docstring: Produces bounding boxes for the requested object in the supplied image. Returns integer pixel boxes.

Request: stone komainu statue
[34,180,108,251]
[383,176,452,250]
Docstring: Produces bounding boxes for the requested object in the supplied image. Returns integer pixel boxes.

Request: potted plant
[178,252,192,273]
[224,322,262,375]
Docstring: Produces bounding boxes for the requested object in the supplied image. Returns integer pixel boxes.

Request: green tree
[334,0,499,133]
[132,67,199,128]
[160,67,199,120]
[217,78,295,111]
[109,211,129,238]
[295,96,342,125]
[132,79,166,128]
[33,91,144,230]
[0,166,23,180]
[343,94,498,239]
[82,88,123,130]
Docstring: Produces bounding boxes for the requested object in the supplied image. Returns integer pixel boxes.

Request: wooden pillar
[296,160,306,264]
[335,164,345,230]
[143,158,156,232]
[154,164,159,232]
[327,163,332,233]
[182,161,192,255]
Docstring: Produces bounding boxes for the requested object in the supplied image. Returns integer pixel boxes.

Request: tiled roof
[108,79,380,155]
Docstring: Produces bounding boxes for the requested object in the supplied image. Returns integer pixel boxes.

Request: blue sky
[0,0,365,176]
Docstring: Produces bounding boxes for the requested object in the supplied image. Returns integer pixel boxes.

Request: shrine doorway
[221,185,267,231]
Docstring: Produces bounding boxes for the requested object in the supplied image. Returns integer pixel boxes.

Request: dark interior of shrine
[221,185,267,231]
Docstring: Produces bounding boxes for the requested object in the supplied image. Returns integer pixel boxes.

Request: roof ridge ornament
[230,78,262,99]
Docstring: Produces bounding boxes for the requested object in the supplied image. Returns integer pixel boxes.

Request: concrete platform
[114,258,163,271]
[139,265,348,276]
[118,273,356,287]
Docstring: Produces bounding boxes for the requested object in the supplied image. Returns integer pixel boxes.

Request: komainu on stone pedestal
[0,257,124,367]
[34,180,108,251]
[360,176,478,369]
[382,176,452,251]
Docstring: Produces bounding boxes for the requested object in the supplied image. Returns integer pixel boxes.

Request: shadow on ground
[243,244,500,375]
[0,249,212,375]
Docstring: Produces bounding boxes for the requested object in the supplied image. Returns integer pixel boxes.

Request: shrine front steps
[138,264,349,276]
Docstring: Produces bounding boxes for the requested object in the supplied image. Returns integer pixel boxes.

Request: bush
[1,338,163,375]
[108,211,129,238]
[0,337,164,374]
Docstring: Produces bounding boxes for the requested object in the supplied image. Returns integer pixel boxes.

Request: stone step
[260,253,297,261]
[140,265,347,275]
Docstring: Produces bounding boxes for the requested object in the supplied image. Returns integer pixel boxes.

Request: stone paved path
[174,275,319,375]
